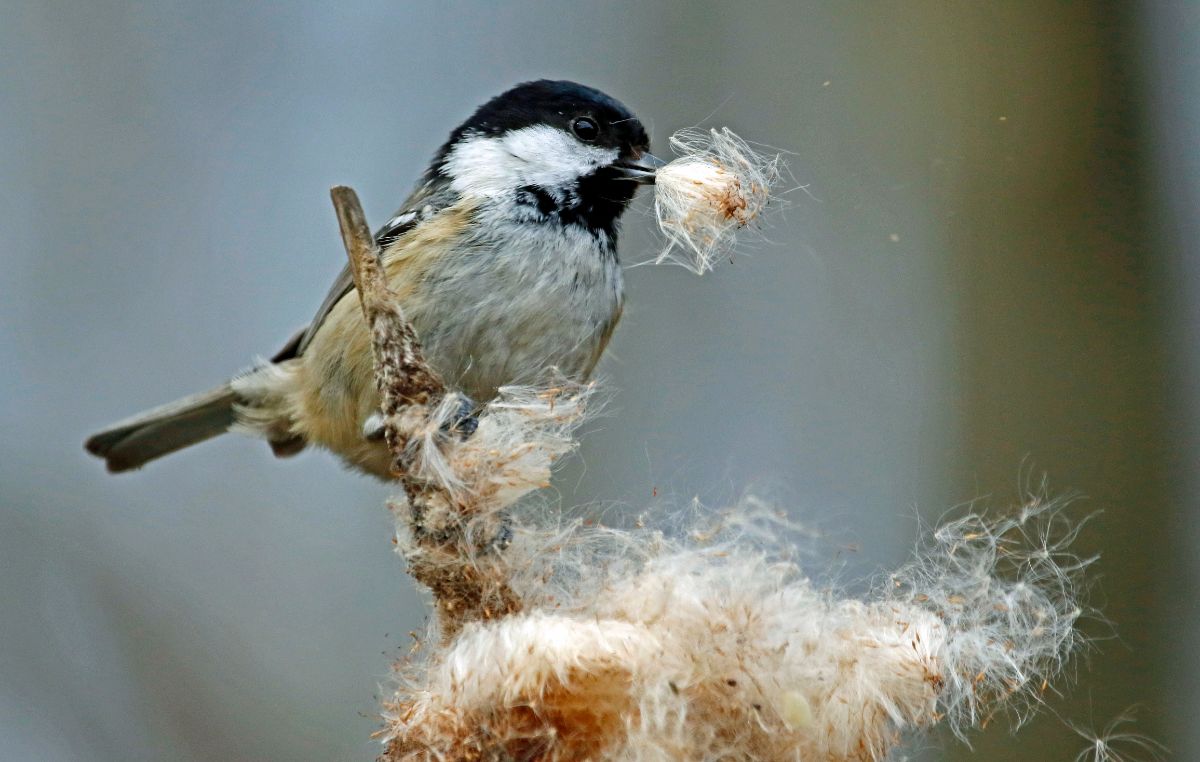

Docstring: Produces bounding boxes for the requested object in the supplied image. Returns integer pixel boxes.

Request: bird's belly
[410,239,623,401]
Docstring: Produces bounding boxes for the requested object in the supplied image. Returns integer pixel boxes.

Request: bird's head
[432,79,662,236]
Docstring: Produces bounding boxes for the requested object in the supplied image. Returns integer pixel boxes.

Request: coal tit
[86,79,662,478]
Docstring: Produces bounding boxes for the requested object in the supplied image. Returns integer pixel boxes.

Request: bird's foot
[363,412,387,442]
[362,394,478,444]
[441,394,479,440]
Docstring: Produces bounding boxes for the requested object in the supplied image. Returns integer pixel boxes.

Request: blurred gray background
[2,1,1195,759]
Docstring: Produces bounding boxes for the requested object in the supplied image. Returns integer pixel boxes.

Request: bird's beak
[613,152,666,185]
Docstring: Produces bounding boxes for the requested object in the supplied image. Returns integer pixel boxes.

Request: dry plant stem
[330,186,522,638]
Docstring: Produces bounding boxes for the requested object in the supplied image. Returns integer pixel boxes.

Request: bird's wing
[272,180,449,362]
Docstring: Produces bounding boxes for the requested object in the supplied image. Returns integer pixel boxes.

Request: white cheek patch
[444,125,619,199]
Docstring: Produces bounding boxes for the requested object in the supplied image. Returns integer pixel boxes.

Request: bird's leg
[441,393,479,440]
[363,393,478,443]
[363,412,387,442]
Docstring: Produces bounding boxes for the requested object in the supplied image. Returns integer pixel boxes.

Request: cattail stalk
[330,186,521,638]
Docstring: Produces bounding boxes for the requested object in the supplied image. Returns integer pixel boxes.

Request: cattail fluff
[1070,712,1166,762]
[651,127,783,274]
[381,497,1094,761]
[407,381,594,508]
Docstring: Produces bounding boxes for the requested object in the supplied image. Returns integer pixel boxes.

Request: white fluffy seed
[651,127,783,274]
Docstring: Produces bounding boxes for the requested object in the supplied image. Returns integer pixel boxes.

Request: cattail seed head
[381,497,1094,761]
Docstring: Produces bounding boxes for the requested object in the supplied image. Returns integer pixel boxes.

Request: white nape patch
[443,125,619,200]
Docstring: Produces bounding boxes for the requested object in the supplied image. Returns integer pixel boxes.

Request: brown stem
[329,186,521,640]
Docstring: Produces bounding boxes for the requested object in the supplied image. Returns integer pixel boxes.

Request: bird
[85,79,661,479]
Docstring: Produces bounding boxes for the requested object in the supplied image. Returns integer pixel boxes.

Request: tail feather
[85,384,239,472]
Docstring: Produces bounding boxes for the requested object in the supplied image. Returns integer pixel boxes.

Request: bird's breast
[401,216,624,401]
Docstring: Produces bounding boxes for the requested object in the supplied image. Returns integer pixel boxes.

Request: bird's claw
[442,394,479,440]
[362,394,478,444]
[363,412,387,441]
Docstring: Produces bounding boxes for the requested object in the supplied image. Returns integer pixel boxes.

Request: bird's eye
[571,116,600,142]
